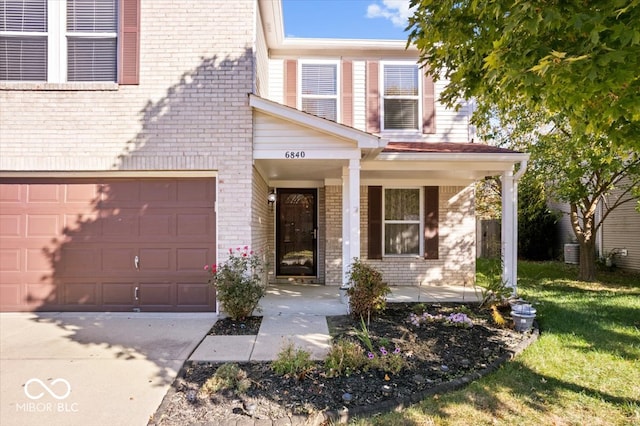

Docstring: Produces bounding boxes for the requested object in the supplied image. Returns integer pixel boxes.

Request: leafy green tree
[407,0,640,280]
[483,107,639,280]
[407,0,640,151]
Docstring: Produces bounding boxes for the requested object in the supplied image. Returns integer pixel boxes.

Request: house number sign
[284,151,306,159]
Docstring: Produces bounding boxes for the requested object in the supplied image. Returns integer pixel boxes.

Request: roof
[383,142,522,155]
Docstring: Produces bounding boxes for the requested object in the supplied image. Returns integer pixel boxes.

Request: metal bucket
[511,311,536,332]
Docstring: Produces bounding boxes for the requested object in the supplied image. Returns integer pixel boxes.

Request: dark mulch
[208,316,263,336]
[150,302,532,425]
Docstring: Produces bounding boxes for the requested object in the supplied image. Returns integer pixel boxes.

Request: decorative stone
[243,401,257,416]
[381,385,392,396]
[440,365,449,372]
[461,358,471,367]
[341,393,352,404]
[413,374,426,385]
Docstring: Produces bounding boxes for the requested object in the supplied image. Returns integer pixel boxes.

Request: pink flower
[249,250,254,255]
[204,265,209,270]
[228,248,233,254]
[244,245,249,250]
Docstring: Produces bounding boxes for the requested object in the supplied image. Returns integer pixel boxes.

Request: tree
[483,107,640,280]
[406,0,640,151]
[407,0,640,280]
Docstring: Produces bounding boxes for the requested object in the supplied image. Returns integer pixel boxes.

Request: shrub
[199,363,250,396]
[324,339,367,377]
[346,259,390,322]
[272,341,314,379]
[206,246,266,320]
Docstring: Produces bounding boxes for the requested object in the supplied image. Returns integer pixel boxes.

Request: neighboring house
[0,0,528,312]
[549,179,639,272]
[600,180,640,272]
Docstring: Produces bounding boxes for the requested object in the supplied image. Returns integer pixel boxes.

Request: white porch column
[342,159,361,286]
[501,170,518,294]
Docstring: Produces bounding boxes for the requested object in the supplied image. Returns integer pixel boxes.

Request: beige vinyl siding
[255,5,269,98]
[602,184,640,272]
[253,111,355,153]
[267,58,471,143]
[268,59,284,104]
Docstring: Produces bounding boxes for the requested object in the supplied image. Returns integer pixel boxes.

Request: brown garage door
[0,178,216,312]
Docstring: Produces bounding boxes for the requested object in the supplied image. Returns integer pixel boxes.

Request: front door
[276,189,317,276]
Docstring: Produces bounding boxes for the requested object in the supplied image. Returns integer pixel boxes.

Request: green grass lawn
[351,260,640,425]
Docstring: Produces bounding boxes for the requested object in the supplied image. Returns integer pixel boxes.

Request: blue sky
[282,0,413,40]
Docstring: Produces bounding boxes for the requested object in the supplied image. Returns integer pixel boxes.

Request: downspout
[514,159,528,181]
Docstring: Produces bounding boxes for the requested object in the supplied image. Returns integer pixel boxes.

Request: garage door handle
[134,255,140,270]
[134,286,139,301]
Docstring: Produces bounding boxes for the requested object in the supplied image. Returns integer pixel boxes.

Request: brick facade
[324,185,475,287]
[0,0,256,260]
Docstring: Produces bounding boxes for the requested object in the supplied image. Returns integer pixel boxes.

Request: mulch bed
[150,302,536,425]
[207,316,263,336]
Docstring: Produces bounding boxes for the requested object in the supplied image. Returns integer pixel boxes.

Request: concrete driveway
[0,312,216,426]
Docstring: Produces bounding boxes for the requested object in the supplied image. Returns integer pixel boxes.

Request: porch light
[267,191,277,205]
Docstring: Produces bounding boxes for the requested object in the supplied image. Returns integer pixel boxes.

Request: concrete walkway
[190,283,480,362]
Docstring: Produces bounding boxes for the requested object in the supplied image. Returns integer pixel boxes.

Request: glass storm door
[276,189,317,276]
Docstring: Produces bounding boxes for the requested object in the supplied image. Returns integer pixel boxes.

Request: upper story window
[300,60,338,121]
[381,62,420,131]
[1,0,118,82]
[384,188,422,255]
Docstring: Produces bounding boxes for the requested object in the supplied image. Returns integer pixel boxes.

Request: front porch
[250,94,529,293]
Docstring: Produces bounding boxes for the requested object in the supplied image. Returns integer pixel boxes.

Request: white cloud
[366,0,415,28]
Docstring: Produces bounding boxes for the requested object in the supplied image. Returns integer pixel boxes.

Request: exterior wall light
[267,191,277,206]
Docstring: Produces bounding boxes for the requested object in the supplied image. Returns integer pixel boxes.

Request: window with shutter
[381,62,420,131]
[367,186,439,258]
[300,60,339,122]
[1,0,138,84]
[384,188,421,255]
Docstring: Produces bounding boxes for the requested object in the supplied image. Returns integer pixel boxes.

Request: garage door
[0,178,216,312]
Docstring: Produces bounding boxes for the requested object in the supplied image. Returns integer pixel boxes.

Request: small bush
[346,259,390,321]
[199,363,250,396]
[206,246,266,320]
[324,339,367,377]
[272,342,314,379]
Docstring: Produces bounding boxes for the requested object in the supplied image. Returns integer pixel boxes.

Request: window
[381,63,420,131]
[0,0,133,83]
[66,0,117,82]
[0,0,48,80]
[384,188,421,255]
[300,61,338,121]
[368,186,438,260]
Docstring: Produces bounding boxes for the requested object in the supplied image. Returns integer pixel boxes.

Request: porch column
[342,159,361,286]
[501,170,518,294]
